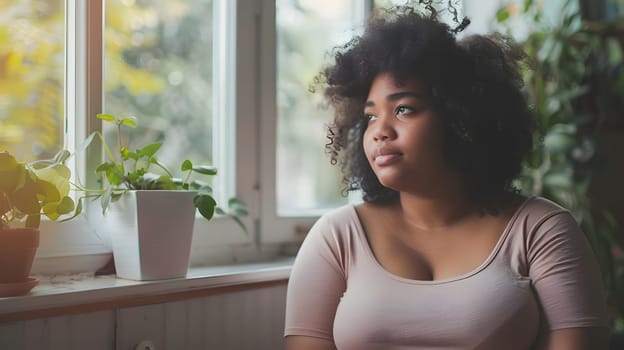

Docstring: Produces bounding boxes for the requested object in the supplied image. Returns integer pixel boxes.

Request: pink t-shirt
[284,197,608,349]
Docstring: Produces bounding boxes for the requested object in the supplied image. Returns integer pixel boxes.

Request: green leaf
[77,132,97,154]
[496,8,510,22]
[95,162,113,173]
[140,175,176,190]
[192,165,217,175]
[187,181,213,193]
[110,191,125,202]
[25,214,40,228]
[121,147,139,161]
[121,116,138,128]
[56,196,75,214]
[101,186,112,214]
[97,113,116,122]
[105,165,124,186]
[53,149,71,164]
[523,0,533,13]
[544,173,573,189]
[157,175,177,190]
[189,180,211,192]
[0,158,23,193]
[228,197,246,210]
[544,132,576,152]
[232,216,248,235]
[61,197,83,222]
[42,202,61,221]
[127,171,141,185]
[234,208,249,217]
[198,185,213,194]
[11,177,41,215]
[36,179,61,203]
[181,160,193,171]
[0,151,19,171]
[138,142,162,158]
[194,194,217,221]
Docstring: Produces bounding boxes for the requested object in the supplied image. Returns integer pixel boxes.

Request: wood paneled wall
[0,283,287,350]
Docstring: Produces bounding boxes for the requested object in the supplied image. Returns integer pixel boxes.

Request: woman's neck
[397,190,476,232]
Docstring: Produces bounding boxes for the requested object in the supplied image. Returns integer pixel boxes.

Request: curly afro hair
[321,7,534,212]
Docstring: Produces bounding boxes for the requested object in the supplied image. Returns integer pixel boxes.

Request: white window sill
[0,258,294,323]
[31,212,299,275]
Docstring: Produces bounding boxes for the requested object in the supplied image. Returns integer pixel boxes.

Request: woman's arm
[527,209,611,350]
[284,215,347,348]
[286,335,338,350]
[533,327,609,350]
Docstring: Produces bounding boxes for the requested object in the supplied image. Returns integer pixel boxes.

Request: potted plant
[0,150,76,296]
[78,113,247,281]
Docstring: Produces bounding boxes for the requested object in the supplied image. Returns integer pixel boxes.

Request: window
[0,0,65,162]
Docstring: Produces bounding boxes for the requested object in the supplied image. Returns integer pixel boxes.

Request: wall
[0,283,287,350]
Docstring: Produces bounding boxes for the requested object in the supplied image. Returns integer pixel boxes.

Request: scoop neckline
[348,196,534,285]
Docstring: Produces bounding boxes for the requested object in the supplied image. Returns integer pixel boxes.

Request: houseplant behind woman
[284,5,610,350]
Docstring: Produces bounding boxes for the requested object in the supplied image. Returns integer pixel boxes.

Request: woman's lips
[373,151,402,166]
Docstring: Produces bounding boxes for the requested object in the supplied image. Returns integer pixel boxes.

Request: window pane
[0,0,65,161]
[276,0,360,215]
[104,0,213,178]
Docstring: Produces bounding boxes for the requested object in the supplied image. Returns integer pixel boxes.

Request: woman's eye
[365,114,377,122]
[396,106,414,115]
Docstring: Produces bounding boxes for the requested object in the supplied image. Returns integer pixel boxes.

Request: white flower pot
[104,190,197,281]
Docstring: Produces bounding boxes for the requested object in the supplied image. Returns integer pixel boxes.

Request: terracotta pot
[0,227,40,283]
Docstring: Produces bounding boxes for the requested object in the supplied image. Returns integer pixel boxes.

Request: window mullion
[85,0,104,189]
[213,0,238,205]
[66,0,103,189]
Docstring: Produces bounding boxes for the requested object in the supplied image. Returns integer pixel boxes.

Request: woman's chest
[360,207,512,282]
[333,262,540,350]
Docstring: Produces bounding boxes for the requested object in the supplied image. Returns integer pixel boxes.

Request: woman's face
[363,72,451,193]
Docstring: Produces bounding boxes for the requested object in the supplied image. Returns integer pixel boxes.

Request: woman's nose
[371,116,397,142]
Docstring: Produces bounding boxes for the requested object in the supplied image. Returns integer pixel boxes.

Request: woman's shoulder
[318,200,396,225]
[510,196,582,244]
[523,195,568,211]
[318,203,359,226]
[514,196,571,224]
[305,204,363,242]
[301,204,366,267]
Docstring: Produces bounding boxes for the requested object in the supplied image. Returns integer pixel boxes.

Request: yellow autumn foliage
[0,0,189,161]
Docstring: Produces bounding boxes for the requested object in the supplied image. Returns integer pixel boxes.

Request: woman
[284,7,609,350]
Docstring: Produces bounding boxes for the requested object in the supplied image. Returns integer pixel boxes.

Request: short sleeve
[284,216,347,340]
[527,211,609,330]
